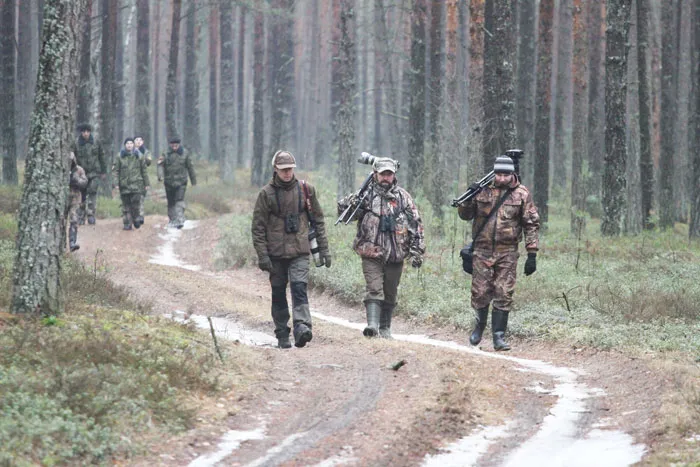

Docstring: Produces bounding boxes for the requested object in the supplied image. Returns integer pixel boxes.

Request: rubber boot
[469,307,489,346]
[293,323,313,348]
[492,309,511,351]
[363,300,381,337]
[69,224,80,252]
[277,335,292,349]
[379,302,394,339]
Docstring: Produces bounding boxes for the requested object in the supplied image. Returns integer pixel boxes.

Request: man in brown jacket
[337,157,425,339]
[458,155,540,351]
[251,151,331,349]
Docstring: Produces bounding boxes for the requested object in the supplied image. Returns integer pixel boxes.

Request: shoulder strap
[300,180,315,224]
[470,188,514,251]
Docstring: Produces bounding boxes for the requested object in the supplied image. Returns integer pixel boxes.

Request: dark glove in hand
[524,252,537,276]
[323,254,332,268]
[258,256,273,272]
[411,256,423,269]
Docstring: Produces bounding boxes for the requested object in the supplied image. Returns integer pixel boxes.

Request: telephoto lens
[357,152,377,166]
[309,229,324,267]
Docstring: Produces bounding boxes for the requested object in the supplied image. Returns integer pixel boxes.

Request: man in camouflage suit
[72,123,106,225]
[251,151,331,349]
[457,155,540,351]
[337,157,425,338]
[157,136,196,229]
[113,137,150,230]
[134,135,153,223]
[66,152,88,252]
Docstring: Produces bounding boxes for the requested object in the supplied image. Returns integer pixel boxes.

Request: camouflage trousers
[268,255,311,338]
[471,251,519,312]
[361,257,404,306]
[78,177,100,221]
[165,184,187,226]
[120,193,142,227]
[68,188,81,226]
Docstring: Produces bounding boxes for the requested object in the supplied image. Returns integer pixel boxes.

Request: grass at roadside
[0,181,263,465]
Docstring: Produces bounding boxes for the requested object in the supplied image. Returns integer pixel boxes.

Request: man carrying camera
[457,155,540,351]
[251,151,331,349]
[337,157,425,338]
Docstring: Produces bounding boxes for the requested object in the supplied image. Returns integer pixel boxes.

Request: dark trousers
[269,255,311,338]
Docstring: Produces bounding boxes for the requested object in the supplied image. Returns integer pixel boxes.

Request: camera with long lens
[357,152,401,170]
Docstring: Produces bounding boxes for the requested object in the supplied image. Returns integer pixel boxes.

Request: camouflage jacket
[458,178,540,253]
[113,149,150,194]
[69,164,88,192]
[157,146,196,187]
[252,175,329,260]
[72,135,106,178]
[338,179,425,264]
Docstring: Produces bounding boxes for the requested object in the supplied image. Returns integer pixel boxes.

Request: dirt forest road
[75,216,663,466]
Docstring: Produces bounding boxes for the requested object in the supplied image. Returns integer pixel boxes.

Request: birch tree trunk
[601,0,631,237]
[12,0,87,315]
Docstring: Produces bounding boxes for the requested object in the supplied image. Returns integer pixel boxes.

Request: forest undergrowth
[0,179,262,464]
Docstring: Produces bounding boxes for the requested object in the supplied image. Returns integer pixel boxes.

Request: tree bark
[208,3,219,163]
[636,0,653,229]
[658,0,677,229]
[219,1,235,182]
[336,0,356,199]
[236,5,246,165]
[552,0,574,190]
[1,0,18,184]
[481,0,517,169]
[184,0,201,153]
[515,0,537,185]
[571,0,588,233]
[427,0,445,226]
[586,1,605,210]
[250,10,265,186]
[76,0,93,126]
[12,0,87,315]
[601,0,631,237]
[407,0,427,193]
[689,0,700,238]
[534,0,554,225]
[135,0,151,146]
[99,0,118,195]
[17,0,39,159]
[166,0,182,141]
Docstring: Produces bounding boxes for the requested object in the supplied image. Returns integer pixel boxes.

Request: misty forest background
[1,0,699,233]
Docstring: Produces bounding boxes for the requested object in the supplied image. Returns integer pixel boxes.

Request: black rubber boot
[379,302,394,339]
[469,307,489,346]
[293,323,313,348]
[492,309,511,351]
[277,336,292,349]
[69,224,80,252]
[363,300,381,337]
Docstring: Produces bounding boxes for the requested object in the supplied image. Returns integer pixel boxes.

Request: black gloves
[524,252,537,276]
[258,256,272,272]
[411,255,423,269]
[322,254,332,268]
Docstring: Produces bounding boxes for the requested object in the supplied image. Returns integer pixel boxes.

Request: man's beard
[379,181,392,189]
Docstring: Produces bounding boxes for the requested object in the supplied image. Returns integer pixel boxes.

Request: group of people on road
[66,124,197,251]
[251,150,540,352]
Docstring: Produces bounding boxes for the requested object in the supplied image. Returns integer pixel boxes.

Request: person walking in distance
[251,151,331,349]
[457,155,540,351]
[337,157,425,339]
[72,123,106,225]
[157,136,197,229]
[66,152,87,252]
[134,135,152,223]
[113,137,150,230]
